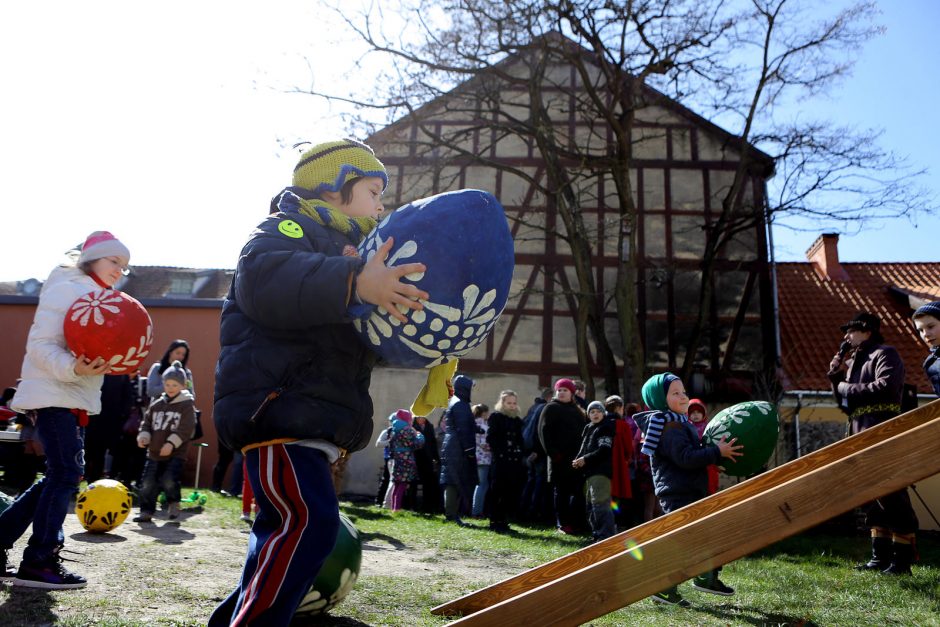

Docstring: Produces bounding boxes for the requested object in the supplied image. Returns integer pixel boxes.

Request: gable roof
[368,31,774,175]
[776,261,940,394]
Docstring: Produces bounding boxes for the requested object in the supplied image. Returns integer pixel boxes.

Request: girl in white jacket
[0,231,130,590]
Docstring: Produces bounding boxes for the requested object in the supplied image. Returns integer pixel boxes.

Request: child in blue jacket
[636,372,742,607]
[209,139,428,626]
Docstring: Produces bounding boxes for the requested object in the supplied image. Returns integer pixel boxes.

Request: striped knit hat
[292,139,388,196]
[78,231,130,267]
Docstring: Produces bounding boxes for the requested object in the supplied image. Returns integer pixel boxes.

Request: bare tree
[298,0,933,398]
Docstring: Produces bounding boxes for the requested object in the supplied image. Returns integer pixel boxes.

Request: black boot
[1,549,17,582]
[882,541,914,575]
[856,535,892,571]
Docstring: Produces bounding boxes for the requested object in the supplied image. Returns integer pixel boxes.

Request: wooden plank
[432,399,940,617]
[447,412,940,625]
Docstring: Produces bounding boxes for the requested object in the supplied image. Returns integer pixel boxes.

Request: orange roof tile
[776,261,940,394]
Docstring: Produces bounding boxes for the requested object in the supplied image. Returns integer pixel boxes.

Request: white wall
[339,366,542,496]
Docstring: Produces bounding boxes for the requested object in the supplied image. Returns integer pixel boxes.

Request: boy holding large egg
[210,139,427,626]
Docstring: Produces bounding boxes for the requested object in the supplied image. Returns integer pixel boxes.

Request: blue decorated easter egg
[353,189,514,368]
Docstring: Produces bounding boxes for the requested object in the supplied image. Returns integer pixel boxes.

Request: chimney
[806,233,849,281]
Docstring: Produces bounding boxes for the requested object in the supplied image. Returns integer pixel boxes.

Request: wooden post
[433,400,940,617]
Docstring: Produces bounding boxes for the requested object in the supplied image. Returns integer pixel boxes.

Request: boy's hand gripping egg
[353,189,514,368]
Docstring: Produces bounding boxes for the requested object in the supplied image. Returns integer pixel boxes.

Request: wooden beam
[432,399,940,617]
[446,409,940,625]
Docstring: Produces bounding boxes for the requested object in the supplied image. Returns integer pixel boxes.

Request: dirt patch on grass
[0,507,521,626]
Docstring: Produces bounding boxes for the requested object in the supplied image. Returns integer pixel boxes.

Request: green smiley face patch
[278,220,304,239]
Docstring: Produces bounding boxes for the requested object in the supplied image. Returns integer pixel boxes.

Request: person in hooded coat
[438,374,477,524]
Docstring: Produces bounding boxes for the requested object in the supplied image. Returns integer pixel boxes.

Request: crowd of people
[371,375,716,541]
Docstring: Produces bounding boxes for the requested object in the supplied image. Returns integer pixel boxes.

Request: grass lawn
[334,502,940,627]
[0,489,936,625]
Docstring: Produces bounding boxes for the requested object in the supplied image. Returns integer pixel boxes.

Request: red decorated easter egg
[63,289,154,374]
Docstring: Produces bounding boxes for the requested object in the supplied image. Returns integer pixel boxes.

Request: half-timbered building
[364,37,777,405]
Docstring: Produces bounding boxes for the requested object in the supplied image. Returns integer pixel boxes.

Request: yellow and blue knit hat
[292,139,388,196]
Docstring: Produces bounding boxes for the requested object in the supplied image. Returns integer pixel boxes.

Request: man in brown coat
[828,311,917,575]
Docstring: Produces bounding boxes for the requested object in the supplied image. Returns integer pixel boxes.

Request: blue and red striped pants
[208,443,339,626]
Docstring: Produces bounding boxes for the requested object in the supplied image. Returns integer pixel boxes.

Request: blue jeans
[138,456,185,513]
[0,407,84,564]
[472,464,490,516]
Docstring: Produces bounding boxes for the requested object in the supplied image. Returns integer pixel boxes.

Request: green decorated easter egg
[702,401,779,477]
[295,512,362,616]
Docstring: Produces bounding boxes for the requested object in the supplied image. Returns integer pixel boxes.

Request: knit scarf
[277,187,377,243]
[636,409,688,457]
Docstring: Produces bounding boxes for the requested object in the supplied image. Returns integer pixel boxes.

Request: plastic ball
[295,512,362,616]
[353,189,514,368]
[702,400,779,477]
[75,479,132,533]
[63,289,154,374]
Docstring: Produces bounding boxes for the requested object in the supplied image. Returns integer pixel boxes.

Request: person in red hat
[0,231,129,589]
[687,399,719,495]
[828,310,916,575]
[538,378,588,534]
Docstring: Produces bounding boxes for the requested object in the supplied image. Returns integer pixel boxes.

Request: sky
[0,1,937,282]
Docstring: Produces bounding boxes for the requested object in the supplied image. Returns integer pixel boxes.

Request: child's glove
[137,432,151,448]
[159,442,174,458]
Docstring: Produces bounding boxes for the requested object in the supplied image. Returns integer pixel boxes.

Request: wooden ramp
[433,399,940,626]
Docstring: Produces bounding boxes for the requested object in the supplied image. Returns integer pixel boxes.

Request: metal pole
[193,442,209,490]
[910,483,940,529]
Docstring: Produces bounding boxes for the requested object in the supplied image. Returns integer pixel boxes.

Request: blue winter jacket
[636,410,721,508]
[924,347,940,398]
[439,375,477,488]
[213,195,377,453]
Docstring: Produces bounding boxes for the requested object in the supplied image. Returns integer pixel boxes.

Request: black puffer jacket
[575,416,615,479]
[213,196,377,453]
[538,399,585,482]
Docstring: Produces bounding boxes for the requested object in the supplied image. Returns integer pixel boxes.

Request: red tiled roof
[776,262,940,394]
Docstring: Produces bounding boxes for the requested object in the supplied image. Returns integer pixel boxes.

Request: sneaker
[167,503,180,520]
[239,513,252,523]
[1,550,17,583]
[691,576,735,596]
[13,558,87,590]
[133,512,153,523]
[651,589,690,607]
